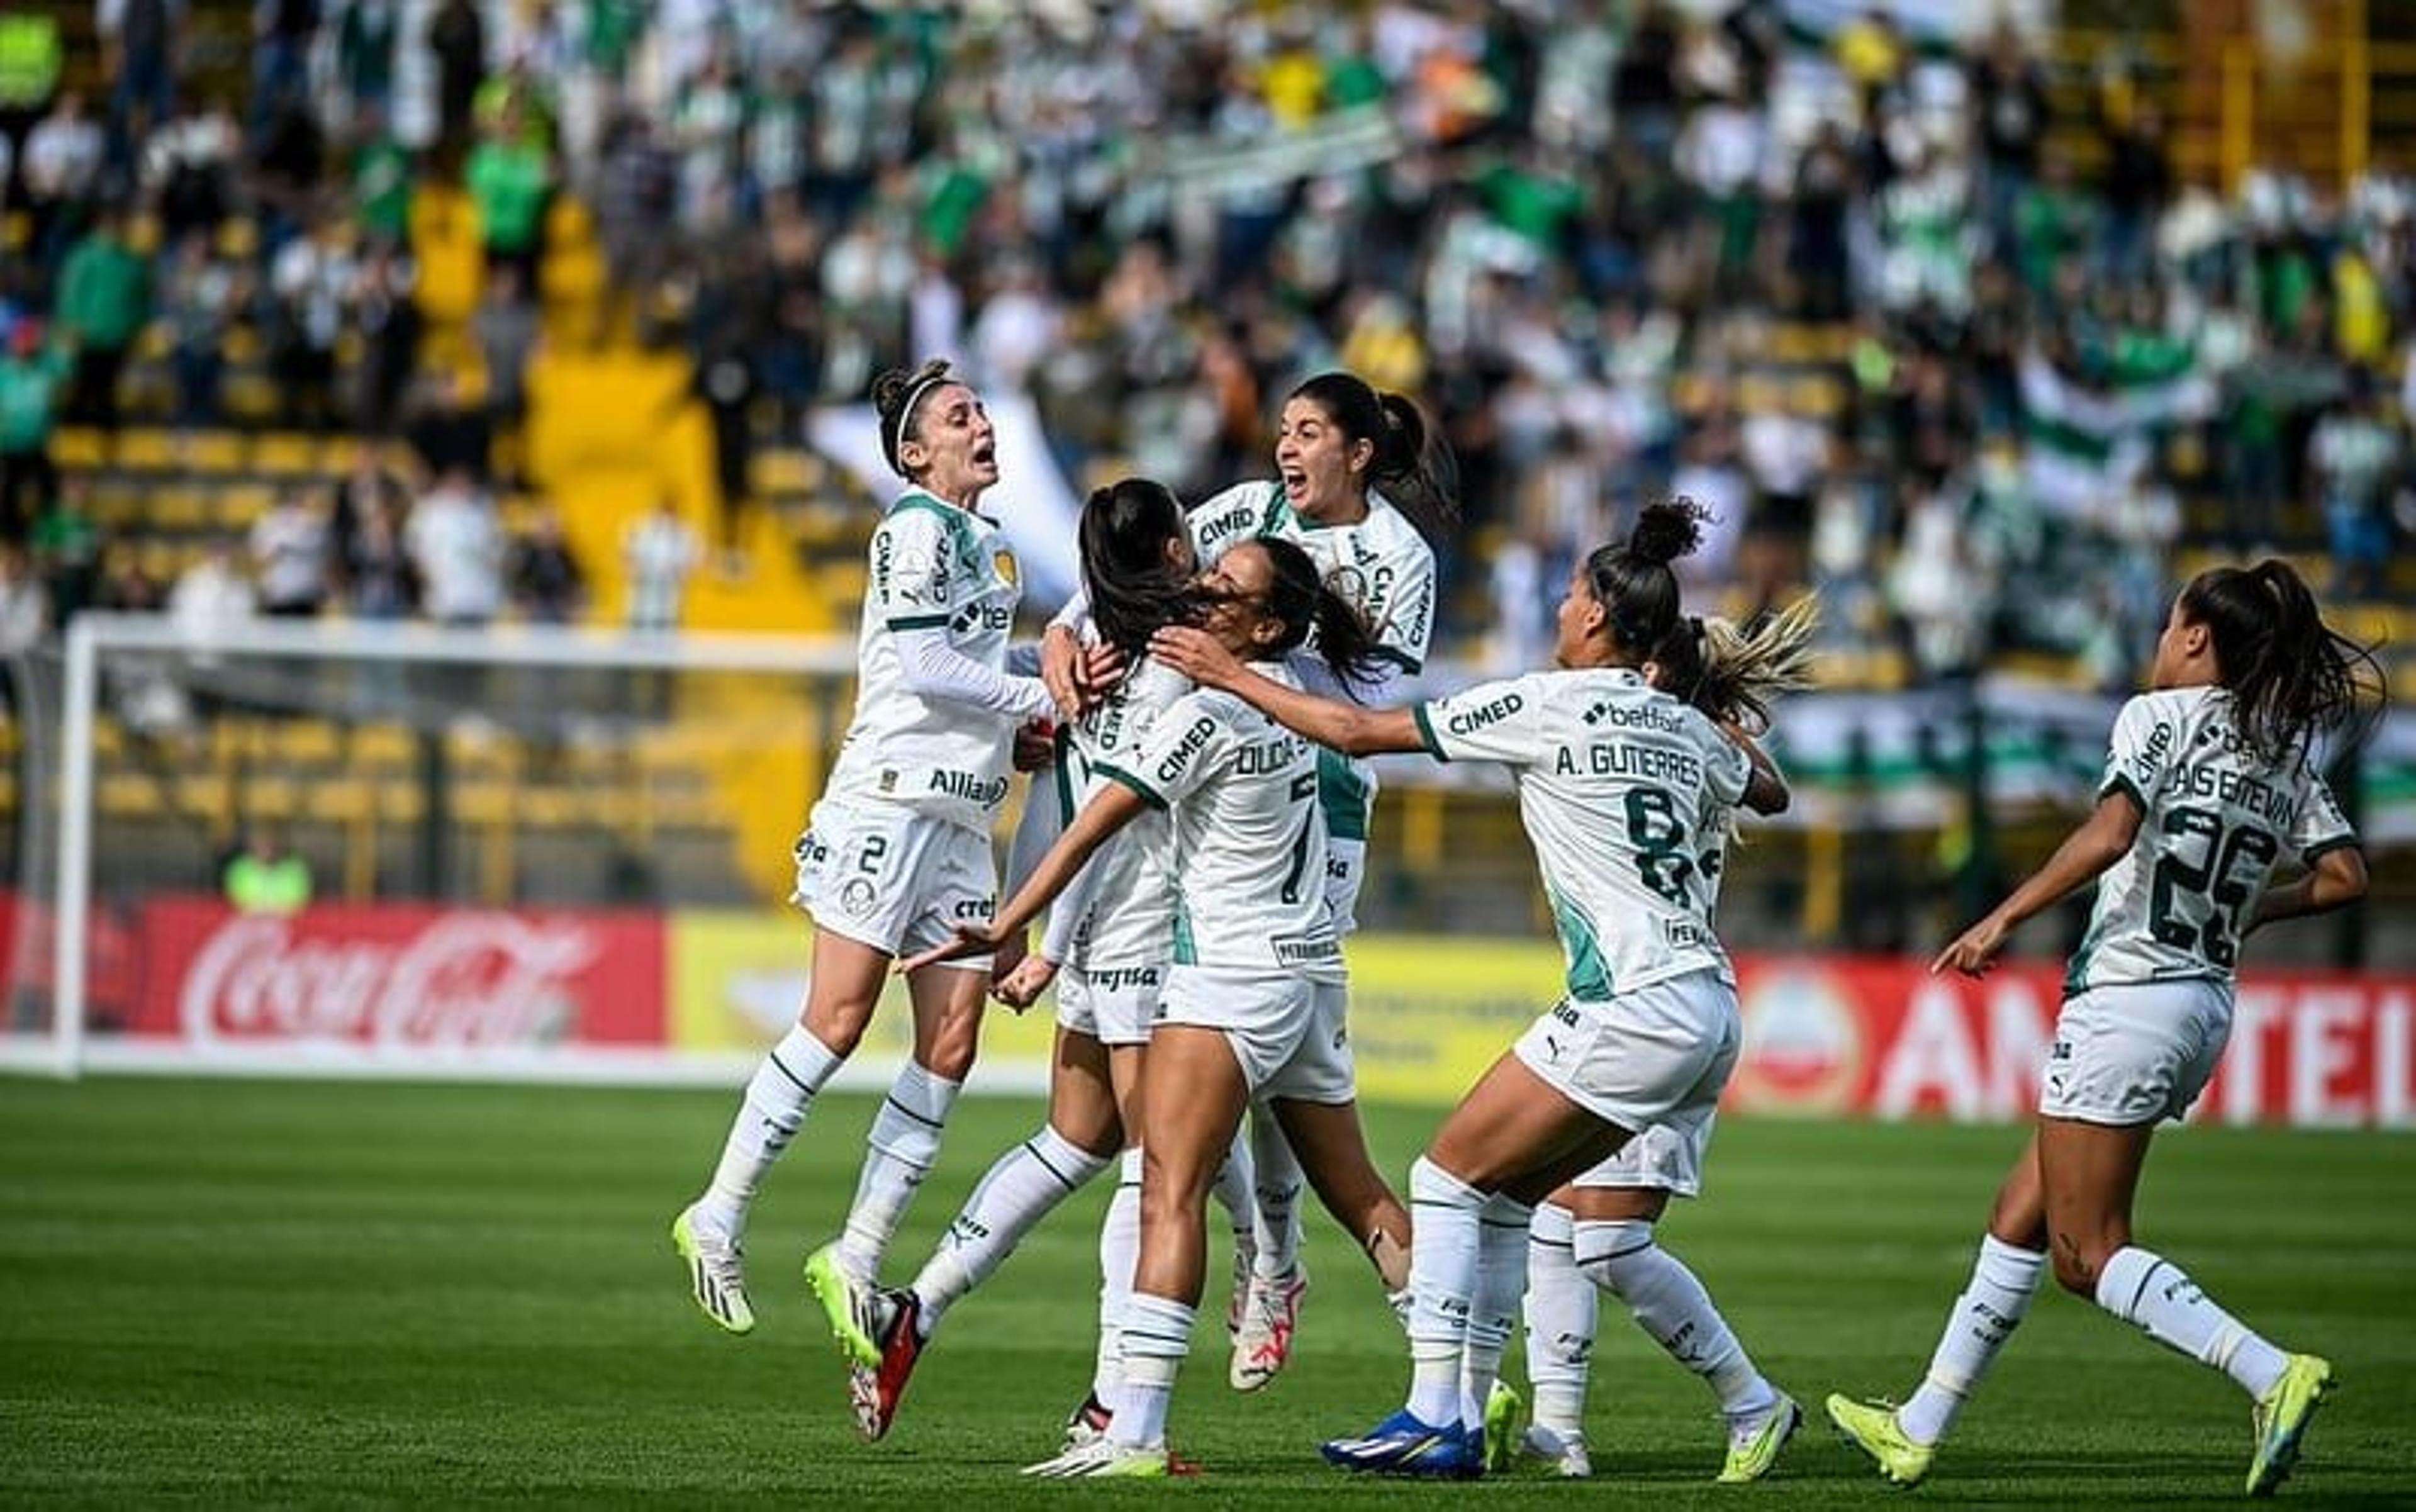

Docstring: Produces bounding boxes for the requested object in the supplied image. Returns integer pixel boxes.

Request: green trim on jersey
[2062,919,2103,999]
[885,613,953,631]
[1172,905,1196,965]
[1053,725,1081,825]
[885,492,983,573]
[1412,703,1449,760]
[2299,834,2361,865]
[2100,772,2149,812]
[1316,748,1370,841]
[1550,890,1614,1000]
[1260,486,1293,537]
[1095,763,1166,810]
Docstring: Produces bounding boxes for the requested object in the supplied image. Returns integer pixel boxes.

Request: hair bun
[1628,498,1708,568]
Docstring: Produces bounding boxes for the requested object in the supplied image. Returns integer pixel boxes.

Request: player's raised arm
[1151,624,1423,756]
[900,781,1149,973]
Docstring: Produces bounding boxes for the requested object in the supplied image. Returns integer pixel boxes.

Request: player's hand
[1041,625,1085,721]
[990,926,1029,983]
[1078,643,1126,703]
[1012,718,1057,771]
[1149,626,1243,689]
[897,922,1009,975]
[992,954,1059,1011]
[1932,915,2010,977]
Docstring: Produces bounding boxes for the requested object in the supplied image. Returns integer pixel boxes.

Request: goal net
[0,614,1064,1089]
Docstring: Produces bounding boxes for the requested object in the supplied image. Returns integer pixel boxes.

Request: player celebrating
[1827,560,2376,1498]
[1046,370,1455,1391]
[1153,500,1789,1479]
[828,479,1267,1443]
[909,536,1415,1477]
[1496,602,1818,1484]
[670,359,1055,1343]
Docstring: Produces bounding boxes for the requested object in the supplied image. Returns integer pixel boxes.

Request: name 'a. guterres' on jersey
[825,491,1027,832]
[1414,666,1753,1003]
[2066,683,2359,995]
[1091,660,1346,982]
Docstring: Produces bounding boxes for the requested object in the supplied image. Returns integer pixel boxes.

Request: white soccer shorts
[1570,1114,1715,1199]
[1054,962,1162,1048]
[790,798,997,965]
[2037,980,2231,1128]
[1513,968,1739,1138]
[1157,966,1354,1102]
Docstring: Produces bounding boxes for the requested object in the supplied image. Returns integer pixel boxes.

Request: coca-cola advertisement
[132,900,666,1052]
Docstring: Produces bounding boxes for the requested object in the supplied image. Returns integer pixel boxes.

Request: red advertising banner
[1730,956,2416,1129]
[130,900,666,1052]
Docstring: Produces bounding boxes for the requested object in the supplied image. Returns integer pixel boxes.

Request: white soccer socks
[914,1123,1110,1333]
[698,1024,844,1235]
[1523,1201,1599,1437]
[836,1060,962,1282]
[1577,1218,1777,1422]
[1896,1233,2045,1444]
[1404,1157,1485,1426]
[2094,1245,2288,1399]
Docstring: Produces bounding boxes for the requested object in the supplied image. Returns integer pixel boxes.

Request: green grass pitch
[1,1078,2409,1507]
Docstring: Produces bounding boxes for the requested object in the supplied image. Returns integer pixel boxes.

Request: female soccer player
[671,359,1056,1343]
[1048,370,1455,1391]
[1153,500,1789,1479]
[832,479,1267,1443]
[1499,601,1818,1484]
[909,536,1416,1477]
[1827,561,2375,1498]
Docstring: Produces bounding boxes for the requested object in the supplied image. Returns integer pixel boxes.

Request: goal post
[5,612,1079,1090]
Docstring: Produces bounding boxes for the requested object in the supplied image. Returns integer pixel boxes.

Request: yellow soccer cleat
[1825,1394,1933,1487]
[1716,1393,1801,1484]
[671,1204,754,1335]
[1482,1381,1526,1474]
[2246,1354,2333,1498]
[802,1243,884,1368]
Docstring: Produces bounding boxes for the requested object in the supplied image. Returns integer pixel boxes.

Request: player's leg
[2040,1114,2327,1496]
[1515,1192,1596,1476]
[857,1026,1119,1440]
[805,956,983,1360]
[1829,1133,2045,1486]
[1565,1172,1795,1482]
[1069,1040,1150,1447]
[674,921,885,1336]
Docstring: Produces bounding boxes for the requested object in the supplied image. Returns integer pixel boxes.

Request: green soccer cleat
[671,1204,754,1335]
[803,1243,885,1367]
[2246,1354,2334,1497]
[1716,1393,1801,1484]
[1482,1381,1526,1474]
[1022,1440,1172,1478]
[1825,1394,1933,1487]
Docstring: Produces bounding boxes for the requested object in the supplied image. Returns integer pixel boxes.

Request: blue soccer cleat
[1321,1409,1482,1479]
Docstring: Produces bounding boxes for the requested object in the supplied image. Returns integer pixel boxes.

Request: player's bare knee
[2049,1229,2122,1297]
[802,999,875,1057]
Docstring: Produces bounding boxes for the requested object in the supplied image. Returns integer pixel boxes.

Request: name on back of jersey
[1555,742,1703,785]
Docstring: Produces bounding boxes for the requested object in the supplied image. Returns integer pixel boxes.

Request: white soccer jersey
[1417,668,1752,999]
[824,491,1027,831]
[1097,664,1344,980]
[2065,685,2358,995]
[1051,654,1188,971]
[1188,478,1436,878]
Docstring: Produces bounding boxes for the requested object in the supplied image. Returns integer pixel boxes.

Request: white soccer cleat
[1224,1239,1256,1336]
[1229,1265,1307,1391]
[671,1204,754,1335]
[1518,1423,1592,1479]
[1021,1439,1171,1479]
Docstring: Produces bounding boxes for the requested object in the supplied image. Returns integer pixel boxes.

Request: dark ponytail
[1079,478,1195,660]
[1255,537,1385,693]
[1288,372,1460,548]
[2180,559,2386,766]
[1584,496,1708,656]
[872,357,958,479]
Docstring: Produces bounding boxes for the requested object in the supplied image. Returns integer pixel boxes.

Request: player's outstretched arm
[1150,626,1424,756]
[1721,720,1790,816]
[898,782,1148,974]
[2248,844,2368,934]
[1932,790,2142,977]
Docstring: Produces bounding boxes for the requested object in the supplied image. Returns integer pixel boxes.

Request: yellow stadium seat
[249,434,318,476]
[52,428,105,468]
[98,773,164,819]
[183,431,247,473]
[148,487,208,530]
[113,430,176,469]
[754,450,815,495]
[272,721,344,767]
[350,725,416,767]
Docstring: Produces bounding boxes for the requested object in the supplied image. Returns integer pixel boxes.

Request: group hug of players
[668,359,2377,1495]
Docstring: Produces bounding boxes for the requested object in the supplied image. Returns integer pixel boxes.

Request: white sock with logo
[912,1124,1109,1333]
[1248,1109,1302,1282]
[1523,1201,1596,1437]
[2094,1245,2288,1399]
[1577,1218,1775,1421]
[835,1060,961,1282]
[1109,1292,1195,1450]
[1458,1191,1534,1428]
[1210,1129,1258,1279]
[1405,1157,1484,1427]
[1093,1147,1143,1402]
[698,1024,842,1236]
[1897,1234,2045,1445]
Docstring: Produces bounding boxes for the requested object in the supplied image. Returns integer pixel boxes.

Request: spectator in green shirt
[466,103,552,284]
[224,826,313,916]
[0,322,67,540]
[55,205,150,434]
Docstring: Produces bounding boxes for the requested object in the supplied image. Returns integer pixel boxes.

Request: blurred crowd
[0,0,2411,689]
